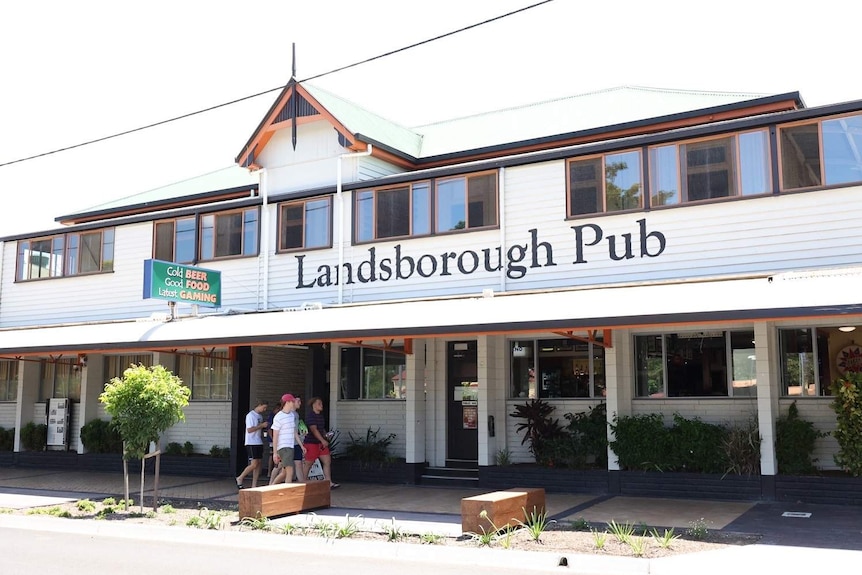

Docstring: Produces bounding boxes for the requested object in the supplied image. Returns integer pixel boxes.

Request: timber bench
[238,480,331,520]
[460,487,546,534]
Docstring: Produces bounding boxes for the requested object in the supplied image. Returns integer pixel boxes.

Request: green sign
[143,259,221,307]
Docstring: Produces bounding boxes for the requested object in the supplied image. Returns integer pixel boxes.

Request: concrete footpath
[1,467,861,574]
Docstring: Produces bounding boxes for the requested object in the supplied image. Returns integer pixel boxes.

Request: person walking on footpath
[264,400,282,478]
[292,396,308,482]
[270,394,305,484]
[236,399,268,489]
[303,396,338,488]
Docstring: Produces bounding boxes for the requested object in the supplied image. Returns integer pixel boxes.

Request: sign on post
[143,259,221,307]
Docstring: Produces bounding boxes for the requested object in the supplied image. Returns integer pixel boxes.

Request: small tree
[100,364,190,509]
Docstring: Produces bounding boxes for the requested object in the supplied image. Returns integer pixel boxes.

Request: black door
[447,341,478,462]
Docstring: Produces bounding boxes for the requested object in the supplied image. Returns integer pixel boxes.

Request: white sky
[0,0,857,236]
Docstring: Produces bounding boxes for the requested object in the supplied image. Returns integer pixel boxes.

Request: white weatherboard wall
[0,402,15,429]
[160,401,231,454]
[335,401,406,460]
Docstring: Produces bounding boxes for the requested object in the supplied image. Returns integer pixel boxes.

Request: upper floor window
[279,197,332,251]
[780,114,862,190]
[649,131,770,206]
[634,330,756,398]
[16,228,114,281]
[177,350,232,400]
[355,172,497,242]
[153,208,259,263]
[0,360,18,402]
[568,150,643,216]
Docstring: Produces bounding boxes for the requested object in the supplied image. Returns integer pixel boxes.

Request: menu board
[47,398,69,448]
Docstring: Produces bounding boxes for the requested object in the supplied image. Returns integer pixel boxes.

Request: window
[510,338,605,399]
[634,330,755,398]
[649,131,770,206]
[781,114,862,190]
[16,229,114,281]
[177,351,232,400]
[356,182,431,242]
[40,359,81,401]
[339,347,407,399]
[104,354,153,381]
[279,197,331,250]
[201,209,258,260]
[154,217,196,263]
[778,326,847,397]
[568,150,642,215]
[0,361,18,402]
[154,209,259,263]
[355,172,496,242]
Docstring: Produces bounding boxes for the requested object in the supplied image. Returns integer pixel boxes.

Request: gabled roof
[237,83,802,169]
[56,166,258,225]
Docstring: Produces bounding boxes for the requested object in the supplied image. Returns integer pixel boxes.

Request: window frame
[177,350,233,401]
[778,113,862,192]
[509,338,605,399]
[277,196,333,252]
[354,170,498,244]
[16,228,115,282]
[104,354,153,382]
[153,208,260,264]
[0,360,18,402]
[566,148,644,217]
[339,346,407,400]
[39,358,81,401]
[633,330,756,399]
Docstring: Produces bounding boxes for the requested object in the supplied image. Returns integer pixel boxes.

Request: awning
[2,269,861,356]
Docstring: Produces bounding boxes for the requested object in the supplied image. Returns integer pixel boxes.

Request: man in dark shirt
[303,397,338,488]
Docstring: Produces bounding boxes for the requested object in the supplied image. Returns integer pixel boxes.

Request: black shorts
[245,444,264,460]
[293,444,303,461]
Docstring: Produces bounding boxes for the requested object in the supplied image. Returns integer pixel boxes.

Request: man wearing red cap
[269,393,306,484]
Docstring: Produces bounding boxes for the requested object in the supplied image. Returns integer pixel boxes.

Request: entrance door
[447,341,478,462]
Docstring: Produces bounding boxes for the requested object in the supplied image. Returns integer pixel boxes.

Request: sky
[0,0,858,237]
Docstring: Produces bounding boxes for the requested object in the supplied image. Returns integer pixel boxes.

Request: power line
[0,1,554,170]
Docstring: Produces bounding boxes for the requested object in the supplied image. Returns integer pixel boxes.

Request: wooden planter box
[479,464,609,493]
[332,458,409,484]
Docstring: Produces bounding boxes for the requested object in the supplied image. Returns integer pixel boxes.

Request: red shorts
[304,442,330,461]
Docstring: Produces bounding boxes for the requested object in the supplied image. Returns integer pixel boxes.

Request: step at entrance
[420,461,479,488]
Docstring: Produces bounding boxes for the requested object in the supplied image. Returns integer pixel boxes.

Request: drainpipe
[259,168,269,310]
[337,144,372,305]
[498,166,506,292]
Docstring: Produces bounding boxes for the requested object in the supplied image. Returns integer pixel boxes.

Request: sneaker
[330,482,340,489]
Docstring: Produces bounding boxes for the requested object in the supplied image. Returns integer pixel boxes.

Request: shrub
[209,445,229,458]
[668,414,728,473]
[564,402,608,467]
[776,401,826,475]
[609,413,670,471]
[165,442,183,456]
[510,399,565,459]
[80,418,123,454]
[723,416,761,476]
[181,441,195,456]
[344,427,395,467]
[830,373,862,476]
[20,422,47,452]
[0,426,14,451]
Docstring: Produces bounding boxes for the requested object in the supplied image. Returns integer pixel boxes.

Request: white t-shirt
[271,410,296,451]
[244,409,264,446]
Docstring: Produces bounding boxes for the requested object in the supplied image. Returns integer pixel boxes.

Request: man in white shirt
[269,393,305,484]
[236,399,268,488]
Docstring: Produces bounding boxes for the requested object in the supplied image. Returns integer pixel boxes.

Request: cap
[281,393,296,403]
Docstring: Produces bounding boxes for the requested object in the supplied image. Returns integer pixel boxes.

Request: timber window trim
[15,228,115,282]
[354,171,498,243]
[779,113,862,191]
[567,148,643,216]
[153,207,260,264]
[277,196,332,252]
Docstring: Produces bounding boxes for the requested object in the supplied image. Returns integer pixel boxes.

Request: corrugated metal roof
[304,84,424,158]
[411,86,770,158]
[78,166,257,213]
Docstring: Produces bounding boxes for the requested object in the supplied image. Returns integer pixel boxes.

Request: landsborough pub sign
[143,259,221,307]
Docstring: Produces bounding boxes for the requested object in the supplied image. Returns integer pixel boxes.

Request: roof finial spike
[291,42,296,81]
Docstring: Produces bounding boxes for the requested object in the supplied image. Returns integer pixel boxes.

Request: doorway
[446,340,478,463]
